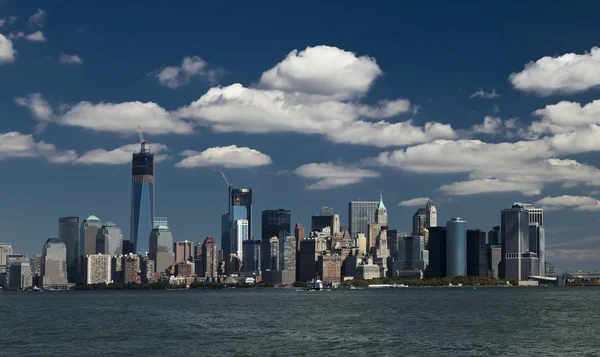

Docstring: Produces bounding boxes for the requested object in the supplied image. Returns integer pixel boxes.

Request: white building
[85,254,111,284]
[234,219,248,263]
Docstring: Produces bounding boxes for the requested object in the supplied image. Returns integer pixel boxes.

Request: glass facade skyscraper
[149,225,174,274]
[466,229,488,277]
[97,222,123,256]
[58,216,79,282]
[42,238,68,286]
[446,217,467,277]
[261,209,291,241]
[130,141,155,254]
[348,201,378,237]
[224,188,252,258]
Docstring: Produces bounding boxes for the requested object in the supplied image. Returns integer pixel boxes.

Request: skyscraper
[488,226,501,245]
[466,230,487,277]
[320,206,333,216]
[97,222,124,256]
[202,237,218,280]
[242,239,261,274]
[79,215,102,281]
[425,199,437,228]
[85,254,111,285]
[42,238,68,287]
[501,203,535,280]
[348,200,378,237]
[0,242,13,273]
[174,240,193,263]
[149,225,174,274]
[130,139,155,254]
[428,227,446,278]
[261,209,291,241]
[390,235,427,272]
[234,219,249,263]
[412,208,426,236]
[58,216,79,282]
[446,217,467,277]
[529,223,545,276]
[413,200,437,238]
[376,194,388,226]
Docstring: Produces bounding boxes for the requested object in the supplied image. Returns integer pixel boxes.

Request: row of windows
[506,253,519,259]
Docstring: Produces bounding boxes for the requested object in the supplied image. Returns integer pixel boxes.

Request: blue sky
[2,1,600,270]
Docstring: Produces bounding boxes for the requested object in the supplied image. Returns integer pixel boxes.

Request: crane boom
[220,171,232,188]
[137,125,145,144]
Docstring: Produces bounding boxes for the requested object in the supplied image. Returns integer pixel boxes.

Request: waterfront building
[41,238,68,287]
[390,235,427,272]
[446,217,467,277]
[149,225,174,274]
[8,261,32,290]
[260,236,280,272]
[79,215,102,282]
[234,219,249,264]
[466,230,488,277]
[122,254,141,284]
[501,203,536,280]
[202,237,218,280]
[318,253,342,286]
[0,243,13,273]
[111,255,124,283]
[488,226,501,245]
[529,223,545,276]
[174,240,193,263]
[374,229,390,277]
[280,236,296,285]
[85,254,111,285]
[261,209,291,241]
[487,245,502,279]
[242,239,261,274]
[130,138,155,254]
[298,237,327,282]
[141,256,155,283]
[97,222,123,256]
[58,216,79,282]
[357,258,380,280]
[428,227,447,278]
[348,200,378,237]
[31,254,42,285]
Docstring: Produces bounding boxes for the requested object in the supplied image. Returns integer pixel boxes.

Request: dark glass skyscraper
[58,216,79,283]
[261,209,291,240]
[130,141,155,254]
[467,229,488,277]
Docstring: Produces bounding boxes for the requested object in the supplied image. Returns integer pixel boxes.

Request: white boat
[306,277,324,291]
[32,286,41,291]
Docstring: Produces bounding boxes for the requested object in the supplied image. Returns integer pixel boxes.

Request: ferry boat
[566,279,600,287]
[32,286,41,291]
[307,277,324,291]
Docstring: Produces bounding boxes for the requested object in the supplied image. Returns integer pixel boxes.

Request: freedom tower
[130,129,155,254]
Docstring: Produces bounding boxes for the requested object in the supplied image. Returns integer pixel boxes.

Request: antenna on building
[137,125,147,153]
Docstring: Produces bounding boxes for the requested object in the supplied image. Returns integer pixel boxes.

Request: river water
[1,287,598,356]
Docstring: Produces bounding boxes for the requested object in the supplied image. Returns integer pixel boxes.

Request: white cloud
[0,16,18,27]
[59,52,82,65]
[535,195,600,211]
[469,89,499,99]
[8,31,46,42]
[156,56,216,88]
[16,93,195,135]
[27,9,46,28]
[259,45,382,100]
[0,34,15,63]
[531,100,600,135]
[292,162,380,190]
[76,143,169,165]
[175,145,272,169]
[438,179,542,196]
[509,47,600,96]
[398,197,430,207]
[0,131,76,163]
[471,116,502,135]
[15,93,53,120]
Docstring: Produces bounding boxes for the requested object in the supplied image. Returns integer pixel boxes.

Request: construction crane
[220,171,232,189]
[137,125,148,153]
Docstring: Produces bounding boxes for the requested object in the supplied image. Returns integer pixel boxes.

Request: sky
[1,1,600,271]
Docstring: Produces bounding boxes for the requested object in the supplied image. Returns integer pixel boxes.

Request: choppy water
[1,287,598,356]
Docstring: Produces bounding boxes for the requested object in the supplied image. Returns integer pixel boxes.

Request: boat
[32,286,41,291]
[306,277,324,291]
[566,279,600,287]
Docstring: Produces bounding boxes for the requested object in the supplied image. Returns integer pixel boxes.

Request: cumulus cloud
[156,56,217,88]
[438,179,542,196]
[259,45,382,100]
[0,17,18,27]
[292,162,380,190]
[15,93,194,135]
[8,31,45,42]
[76,143,169,165]
[531,100,600,135]
[510,47,600,96]
[0,34,15,63]
[535,195,600,211]
[0,131,76,163]
[398,197,431,207]
[175,145,272,169]
[471,116,503,135]
[27,9,46,28]
[59,52,82,65]
[469,89,499,99]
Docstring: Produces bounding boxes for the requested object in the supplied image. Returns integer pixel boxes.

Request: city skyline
[2,2,600,271]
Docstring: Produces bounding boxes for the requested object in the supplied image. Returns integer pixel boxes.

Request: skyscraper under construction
[130,135,155,254]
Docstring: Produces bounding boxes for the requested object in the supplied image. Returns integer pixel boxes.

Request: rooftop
[378,194,387,211]
[86,215,101,221]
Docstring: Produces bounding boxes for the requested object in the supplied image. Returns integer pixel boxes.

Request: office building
[320,206,333,216]
[242,239,261,274]
[202,237,218,280]
[85,254,111,284]
[261,236,280,272]
[428,227,447,278]
[390,235,427,272]
[466,230,487,277]
[0,243,13,273]
[221,213,230,259]
[529,223,545,276]
[122,253,141,284]
[112,255,124,283]
[376,194,388,226]
[58,216,79,282]
[280,236,296,285]
[80,215,103,257]
[488,226,501,245]
[355,233,367,255]
[487,245,502,279]
[225,188,253,258]
[8,261,32,290]
[374,229,390,277]
[234,219,249,263]
[97,222,123,256]
[412,208,427,236]
[412,199,437,241]
[149,225,174,274]
[261,209,291,241]
[41,238,68,287]
[357,257,381,280]
[130,138,155,254]
[141,256,155,283]
[312,215,335,236]
[318,253,342,286]
[501,203,535,280]
[31,254,42,280]
[446,217,467,277]
[174,240,193,263]
[348,200,378,237]
[298,237,327,282]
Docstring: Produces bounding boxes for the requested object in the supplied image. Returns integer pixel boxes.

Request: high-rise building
[8,261,32,290]
[97,222,123,256]
[487,245,502,279]
[374,229,390,277]
[58,216,79,282]
[202,237,218,280]
[242,239,261,274]
[221,213,230,258]
[466,230,488,277]
[529,223,545,276]
[390,235,427,272]
[501,203,537,280]
[31,254,43,280]
[318,254,342,285]
[348,200,378,237]
[130,139,155,254]
[141,256,155,283]
[174,240,193,263]
[295,223,305,250]
[320,206,333,216]
[261,209,291,241]
[79,216,102,282]
[149,225,174,274]
[85,254,111,285]
[412,200,437,236]
[278,236,296,285]
[428,227,446,278]
[260,237,280,272]
[0,243,13,273]
[412,209,427,236]
[425,199,437,228]
[488,226,501,245]
[42,238,68,287]
[233,219,249,263]
[122,254,141,284]
[376,194,388,226]
[446,217,467,277]
[312,215,335,235]
[225,188,252,258]
[298,237,327,282]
